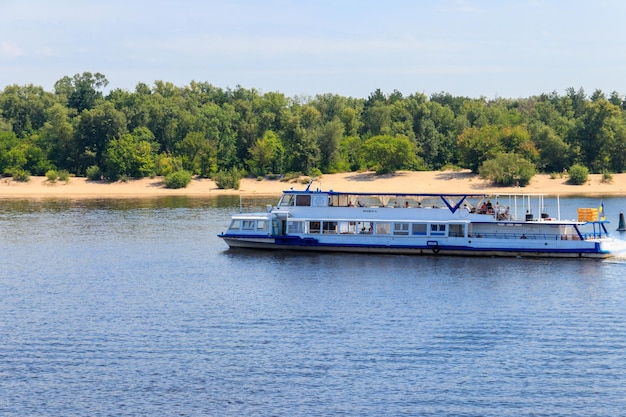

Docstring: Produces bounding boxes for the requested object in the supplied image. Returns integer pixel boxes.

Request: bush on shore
[163,170,193,189]
[567,164,589,185]
[214,168,242,190]
[86,166,102,181]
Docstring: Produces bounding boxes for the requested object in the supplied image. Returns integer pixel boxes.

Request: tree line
[2,71,626,186]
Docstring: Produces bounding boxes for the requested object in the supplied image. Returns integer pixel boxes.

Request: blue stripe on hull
[275,242,602,255]
[219,234,607,257]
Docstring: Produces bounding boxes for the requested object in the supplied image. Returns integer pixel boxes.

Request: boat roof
[280,188,557,199]
[279,181,554,198]
[282,185,489,198]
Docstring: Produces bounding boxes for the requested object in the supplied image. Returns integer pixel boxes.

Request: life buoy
[432,245,440,254]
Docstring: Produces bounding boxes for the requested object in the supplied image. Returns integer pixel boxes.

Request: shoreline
[2,171,626,200]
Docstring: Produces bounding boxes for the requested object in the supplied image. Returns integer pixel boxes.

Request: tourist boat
[218,184,626,259]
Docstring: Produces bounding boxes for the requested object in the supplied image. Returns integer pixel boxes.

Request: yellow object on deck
[578,208,599,222]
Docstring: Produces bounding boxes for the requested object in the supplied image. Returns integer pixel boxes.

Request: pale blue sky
[1,0,625,99]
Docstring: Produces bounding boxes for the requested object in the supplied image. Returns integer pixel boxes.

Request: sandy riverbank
[1,171,626,199]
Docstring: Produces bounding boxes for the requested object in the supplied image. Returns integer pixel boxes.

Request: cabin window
[329,194,352,207]
[449,224,464,237]
[393,223,410,235]
[296,195,311,207]
[279,194,295,207]
[412,224,427,235]
[430,224,446,235]
[257,220,267,231]
[376,222,391,235]
[242,220,255,230]
[338,221,356,234]
[322,221,338,234]
[358,221,373,234]
[288,221,304,234]
[308,221,321,234]
[229,220,241,231]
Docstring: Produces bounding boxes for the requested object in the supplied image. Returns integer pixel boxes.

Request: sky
[1,0,626,99]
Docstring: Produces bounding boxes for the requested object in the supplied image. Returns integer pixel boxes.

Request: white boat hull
[221,236,613,259]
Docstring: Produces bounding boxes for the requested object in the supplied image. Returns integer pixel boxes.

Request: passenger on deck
[405,201,410,208]
[486,200,493,214]
[525,210,533,221]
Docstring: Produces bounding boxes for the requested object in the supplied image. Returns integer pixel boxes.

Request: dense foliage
[2,72,626,186]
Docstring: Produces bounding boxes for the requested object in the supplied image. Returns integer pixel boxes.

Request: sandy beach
[2,171,626,199]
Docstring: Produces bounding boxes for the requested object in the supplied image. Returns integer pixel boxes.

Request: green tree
[177,131,217,177]
[570,99,622,172]
[141,86,187,154]
[310,93,348,123]
[104,128,157,179]
[338,105,362,137]
[0,131,20,173]
[317,119,344,173]
[361,100,391,137]
[459,99,489,128]
[54,72,108,112]
[479,152,536,186]
[228,87,287,163]
[282,105,321,174]
[532,125,570,172]
[40,103,74,170]
[0,84,57,136]
[289,128,320,174]
[388,100,415,140]
[361,135,421,174]
[337,136,364,172]
[247,130,284,176]
[1,137,52,175]
[499,125,539,163]
[457,125,503,172]
[107,86,151,132]
[529,99,575,140]
[609,122,626,172]
[74,101,127,173]
[410,97,458,169]
[194,102,239,170]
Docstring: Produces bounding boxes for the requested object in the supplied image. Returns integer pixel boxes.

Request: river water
[1,196,626,416]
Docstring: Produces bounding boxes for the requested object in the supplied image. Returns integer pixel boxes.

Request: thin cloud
[140,33,460,58]
[1,41,23,58]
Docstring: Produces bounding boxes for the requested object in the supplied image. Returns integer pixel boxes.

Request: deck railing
[469,232,581,241]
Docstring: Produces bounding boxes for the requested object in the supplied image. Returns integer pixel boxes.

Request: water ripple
[2,198,626,416]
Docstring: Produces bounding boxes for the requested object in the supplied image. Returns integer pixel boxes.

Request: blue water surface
[1,197,626,416]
